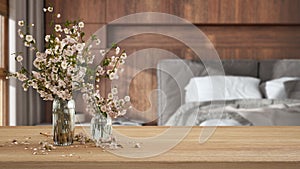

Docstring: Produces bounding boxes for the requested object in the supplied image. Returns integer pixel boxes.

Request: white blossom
[116,47,120,55]
[109,73,116,80]
[61,61,68,69]
[99,49,106,56]
[32,82,38,89]
[77,54,85,64]
[55,37,60,43]
[64,49,73,56]
[47,6,53,12]
[108,93,113,99]
[111,88,118,95]
[76,43,85,51]
[16,55,23,62]
[32,71,41,78]
[69,37,76,44]
[44,35,51,42]
[18,29,24,39]
[64,28,70,34]
[78,22,84,28]
[119,59,125,65]
[45,49,52,55]
[119,99,125,106]
[36,52,43,59]
[17,73,28,81]
[24,41,30,47]
[96,39,101,45]
[25,35,33,42]
[33,59,40,69]
[52,67,58,73]
[18,20,24,27]
[55,24,62,32]
[100,105,107,112]
[87,55,95,64]
[124,96,130,102]
[121,53,127,59]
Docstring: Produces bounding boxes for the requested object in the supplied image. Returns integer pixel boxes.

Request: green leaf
[111,43,117,49]
[80,32,85,38]
[102,59,110,66]
[91,35,97,40]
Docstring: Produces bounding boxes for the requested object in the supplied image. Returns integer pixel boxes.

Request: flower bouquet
[81,46,130,144]
[9,6,130,146]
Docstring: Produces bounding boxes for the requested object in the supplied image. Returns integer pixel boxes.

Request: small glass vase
[52,98,75,146]
[90,113,112,143]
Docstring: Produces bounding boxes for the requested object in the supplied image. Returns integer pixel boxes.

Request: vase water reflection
[52,98,75,146]
[90,113,112,143]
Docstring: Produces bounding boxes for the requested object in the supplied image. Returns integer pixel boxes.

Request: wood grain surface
[0,126,300,168]
[104,0,300,24]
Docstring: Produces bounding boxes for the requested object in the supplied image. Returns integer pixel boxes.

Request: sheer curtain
[9,0,45,125]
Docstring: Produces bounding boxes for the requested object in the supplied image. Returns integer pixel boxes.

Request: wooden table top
[0,126,300,169]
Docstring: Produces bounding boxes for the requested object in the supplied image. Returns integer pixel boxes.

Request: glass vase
[52,98,75,146]
[90,113,112,143]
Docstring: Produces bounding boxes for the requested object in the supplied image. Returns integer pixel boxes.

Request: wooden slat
[0,0,7,17]
[108,0,300,24]
[0,126,300,169]
[0,68,6,77]
[170,0,300,24]
[0,79,7,126]
[200,25,300,59]
[106,0,171,22]
[108,25,300,59]
[0,9,8,126]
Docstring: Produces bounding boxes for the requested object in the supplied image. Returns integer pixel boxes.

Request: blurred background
[0,0,300,126]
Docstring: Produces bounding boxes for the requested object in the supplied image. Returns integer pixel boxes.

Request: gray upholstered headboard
[157,59,300,125]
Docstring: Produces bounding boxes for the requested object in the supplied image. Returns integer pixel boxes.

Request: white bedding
[165,99,300,126]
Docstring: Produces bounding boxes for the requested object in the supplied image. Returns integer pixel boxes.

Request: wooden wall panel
[45,0,106,23]
[106,25,300,124]
[45,23,105,42]
[106,0,170,22]
[108,25,300,59]
[170,0,300,24]
[0,0,7,17]
[200,26,300,59]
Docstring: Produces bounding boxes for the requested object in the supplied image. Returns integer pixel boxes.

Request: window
[0,0,8,126]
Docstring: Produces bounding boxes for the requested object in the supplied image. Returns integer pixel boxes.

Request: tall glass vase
[52,98,75,146]
[90,113,112,144]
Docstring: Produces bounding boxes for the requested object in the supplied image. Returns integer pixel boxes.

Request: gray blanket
[165,99,300,126]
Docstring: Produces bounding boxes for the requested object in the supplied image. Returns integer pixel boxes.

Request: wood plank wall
[44,0,300,125]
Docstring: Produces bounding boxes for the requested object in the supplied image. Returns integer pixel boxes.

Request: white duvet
[165,99,300,126]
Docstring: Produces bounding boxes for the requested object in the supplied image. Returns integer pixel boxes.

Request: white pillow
[262,77,299,99]
[185,76,262,103]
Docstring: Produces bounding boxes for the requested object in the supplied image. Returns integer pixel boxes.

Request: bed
[157,59,300,126]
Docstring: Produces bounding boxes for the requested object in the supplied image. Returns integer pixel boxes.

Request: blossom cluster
[83,86,130,118]
[82,46,131,118]
[10,7,92,100]
[10,6,130,118]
